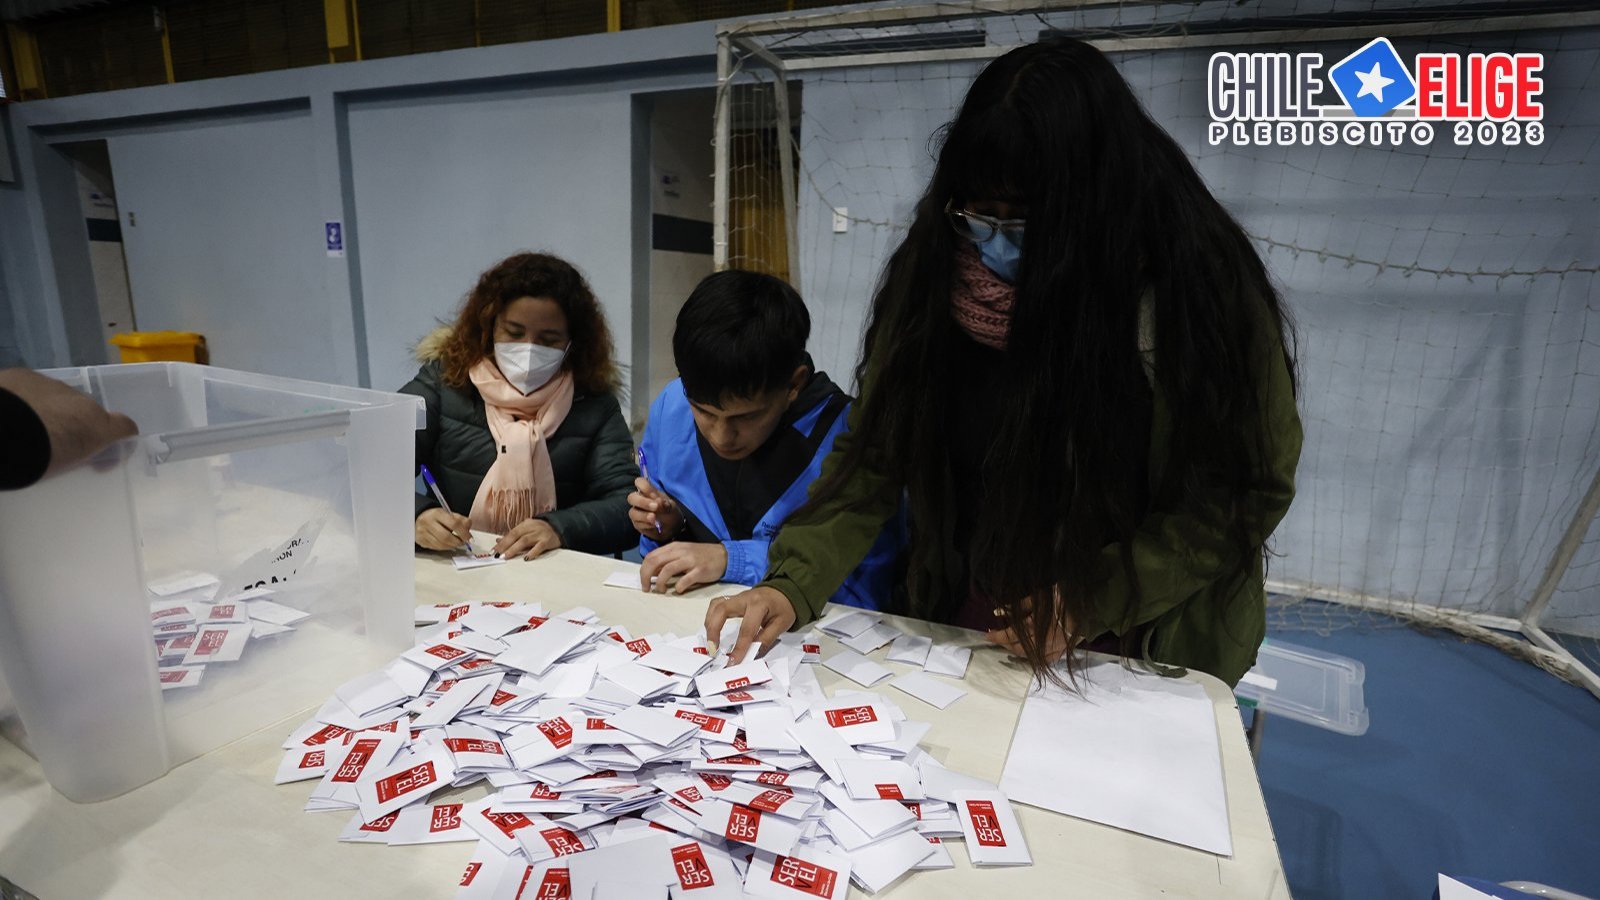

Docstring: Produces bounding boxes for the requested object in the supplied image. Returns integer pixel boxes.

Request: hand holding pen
[415,464,476,554]
[628,447,683,539]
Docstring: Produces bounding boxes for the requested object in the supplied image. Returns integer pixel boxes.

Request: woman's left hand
[494,518,563,560]
[985,595,1075,663]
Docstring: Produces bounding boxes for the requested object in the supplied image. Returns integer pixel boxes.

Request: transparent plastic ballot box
[0,363,424,802]
[1235,637,1370,736]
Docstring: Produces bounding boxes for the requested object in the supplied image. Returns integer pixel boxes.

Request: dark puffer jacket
[400,357,639,556]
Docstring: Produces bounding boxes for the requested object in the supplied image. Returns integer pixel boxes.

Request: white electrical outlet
[832,207,849,233]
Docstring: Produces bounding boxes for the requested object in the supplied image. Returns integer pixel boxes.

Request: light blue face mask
[973,229,1024,283]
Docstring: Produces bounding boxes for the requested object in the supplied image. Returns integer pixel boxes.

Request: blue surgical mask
[973,229,1023,283]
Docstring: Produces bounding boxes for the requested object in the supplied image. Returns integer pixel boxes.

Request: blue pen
[636,447,663,535]
[419,464,475,553]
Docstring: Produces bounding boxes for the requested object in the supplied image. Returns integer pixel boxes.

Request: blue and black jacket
[639,369,903,611]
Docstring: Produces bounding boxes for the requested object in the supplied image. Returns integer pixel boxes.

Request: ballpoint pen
[419,464,475,554]
[637,447,664,535]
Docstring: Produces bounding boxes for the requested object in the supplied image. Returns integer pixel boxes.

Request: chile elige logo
[1328,38,1416,118]
[1208,36,1545,147]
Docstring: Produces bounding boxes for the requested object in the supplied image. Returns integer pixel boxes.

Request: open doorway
[642,88,716,414]
[57,140,137,350]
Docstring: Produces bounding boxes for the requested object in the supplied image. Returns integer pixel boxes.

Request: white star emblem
[1353,61,1395,103]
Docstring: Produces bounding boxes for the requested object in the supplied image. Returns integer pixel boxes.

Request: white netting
[716,1,1600,679]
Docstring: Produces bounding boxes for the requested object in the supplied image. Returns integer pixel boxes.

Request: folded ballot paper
[148,572,312,692]
[277,600,1029,897]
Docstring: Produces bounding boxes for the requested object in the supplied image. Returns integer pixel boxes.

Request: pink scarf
[467,359,575,533]
[951,242,1016,351]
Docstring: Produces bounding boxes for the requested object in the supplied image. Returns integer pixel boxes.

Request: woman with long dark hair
[705,38,1302,686]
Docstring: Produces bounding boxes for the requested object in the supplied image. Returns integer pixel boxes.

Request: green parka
[758,298,1302,687]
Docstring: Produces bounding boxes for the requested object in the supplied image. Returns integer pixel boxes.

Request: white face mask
[494,341,567,394]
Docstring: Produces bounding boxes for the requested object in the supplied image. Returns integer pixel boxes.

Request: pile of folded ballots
[275,600,1032,898]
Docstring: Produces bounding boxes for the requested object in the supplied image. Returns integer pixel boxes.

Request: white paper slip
[607,704,700,747]
[339,669,415,715]
[339,809,402,843]
[814,698,896,746]
[700,800,803,855]
[818,782,916,840]
[922,643,972,678]
[250,621,294,639]
[890,671,967,710]
[698,686,782,710]
[603,661,677,700]
[885,633,932,666]
[743,848,851,900]
[412,674,498,728]
[499,619,594,676]
[913,836,955,870]
[837,758,926,802]
[997,660,1232,855]
[459,604,528,639]
[147,571,219,597]
[820,649,893,687]
[816,611,879,639]
[182,623,251,665]
[566,831,677,900]
[603,569,645,590]
[666,839,743,900]
[741,706,802,753]
[157,665,205,691]
[402,640,477,672]
[356,746,458,821]
[453,552,507,570]
[274,745,331,784]
[787,719,859,783]
[505,712,582,768]
[953,789,1031,866]
[636,645,713,678]
[844,827,936,892]
[200,601,251,624]
[694,659,773,697]
[839,622,901,654]
[917,758,997,802]
[386,800,478,844]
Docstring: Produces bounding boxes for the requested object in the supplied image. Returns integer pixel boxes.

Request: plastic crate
[0,363,423,801]
[110,330,208,363]
[1235,638,1370,735]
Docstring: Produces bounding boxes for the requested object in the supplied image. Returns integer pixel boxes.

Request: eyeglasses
[944,199,1025,243]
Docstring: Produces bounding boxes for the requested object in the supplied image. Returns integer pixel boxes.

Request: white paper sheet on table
[998,660,1233,856]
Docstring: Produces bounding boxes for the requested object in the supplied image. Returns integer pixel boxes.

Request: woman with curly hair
[401,252,638,559]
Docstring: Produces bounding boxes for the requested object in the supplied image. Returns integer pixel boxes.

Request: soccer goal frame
[711,0,1600,701]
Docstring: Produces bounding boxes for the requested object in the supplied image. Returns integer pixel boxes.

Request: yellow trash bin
[109,331,208,364]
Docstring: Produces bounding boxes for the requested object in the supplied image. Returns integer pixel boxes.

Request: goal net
[713,0,1600,696]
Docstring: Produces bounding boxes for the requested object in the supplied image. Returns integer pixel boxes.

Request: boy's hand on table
[703,586,796,660]
[639,541,726,594]
[628,476,685,539]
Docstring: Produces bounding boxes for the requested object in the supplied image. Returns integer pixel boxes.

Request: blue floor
[1256,608,1600,898]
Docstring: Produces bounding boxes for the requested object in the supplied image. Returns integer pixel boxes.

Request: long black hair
[799,37,1296,680]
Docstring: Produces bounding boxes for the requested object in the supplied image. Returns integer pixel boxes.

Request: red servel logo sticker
[966,799,1007,847]
[374,760,437,803]
[824,705,877,728]
[671,842,715,889]
[537,717,574,749]
[430,803,463,832]
[725,804,762,843]
[541,827,585,857]
[771,855,838,897]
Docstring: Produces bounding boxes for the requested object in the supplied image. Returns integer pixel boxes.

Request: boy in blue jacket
[629,270,902,609]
